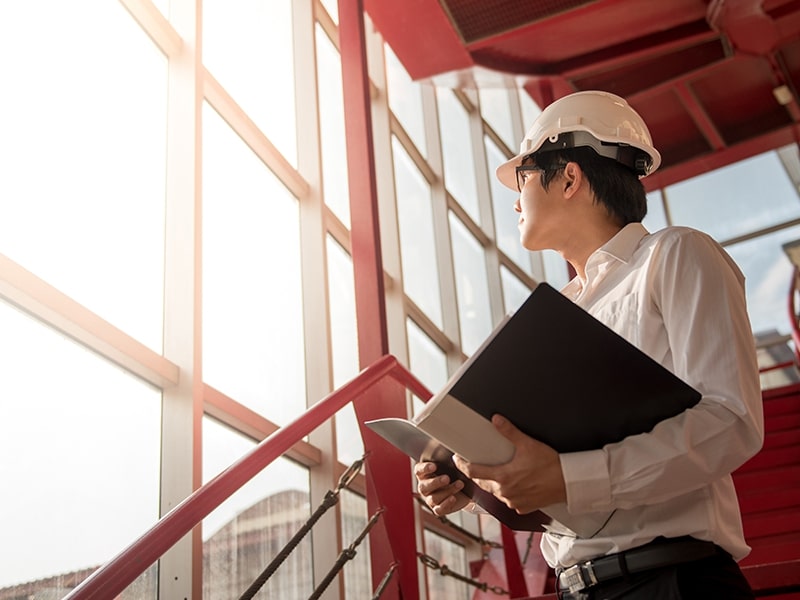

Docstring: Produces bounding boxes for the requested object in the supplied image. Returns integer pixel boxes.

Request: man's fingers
[417,473,452,496]
[414,461,437,479]
[453,454,495,481]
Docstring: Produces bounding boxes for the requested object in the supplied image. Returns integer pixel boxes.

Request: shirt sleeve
[561,229,764,514]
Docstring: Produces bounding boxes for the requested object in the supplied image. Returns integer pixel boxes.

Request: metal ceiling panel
[365,0,800,187]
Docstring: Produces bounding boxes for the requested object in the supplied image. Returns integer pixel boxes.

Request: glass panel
[0,300,161,592]
[340,490,372,597]
[320,0,339,24]
[393,137,444,327]
[328,236,364,465]
[385,44,427,155]
[666,150,800,241]
[202,417,312,598]
[203,0,297,166]
[500,265,532,314]
[423,530,470,599]
[316,25,351,227]
[479,87,516,150]
[518,88,542,135]
[437,88,480,223]
[449,213,493,355]
[0,1,167,352]
[542,249,570,289]
[725,223,800,337]
[203,103,306,423]
[486,135,532,273]
[643,189,669,232]
[407,318,449,394]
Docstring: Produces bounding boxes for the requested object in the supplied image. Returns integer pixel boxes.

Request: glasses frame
[515,164,547,192]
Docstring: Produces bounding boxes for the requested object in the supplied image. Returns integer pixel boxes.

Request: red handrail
[64,355,408,600]
[789,267,800,364]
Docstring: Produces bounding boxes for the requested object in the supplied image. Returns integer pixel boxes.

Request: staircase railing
[62,354,531,600]
[789,267,800,365]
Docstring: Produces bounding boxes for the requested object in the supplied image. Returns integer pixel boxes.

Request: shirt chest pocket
[588,293,640,347]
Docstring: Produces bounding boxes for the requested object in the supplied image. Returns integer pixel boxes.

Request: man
[415,90,764,599]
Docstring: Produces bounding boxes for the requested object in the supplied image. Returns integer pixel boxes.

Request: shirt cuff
[560,449,613,513]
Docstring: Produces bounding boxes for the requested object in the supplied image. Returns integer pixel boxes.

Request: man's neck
[564,220,623,282]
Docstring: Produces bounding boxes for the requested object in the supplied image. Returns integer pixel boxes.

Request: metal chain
[522,532,535,564]
[417,552,509,596]
[371,563,398,600]
[239,455,366,600]
[414,495,502,549]
[307,508,385,600]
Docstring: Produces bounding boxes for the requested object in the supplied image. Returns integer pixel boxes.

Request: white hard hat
[496,90,662,190]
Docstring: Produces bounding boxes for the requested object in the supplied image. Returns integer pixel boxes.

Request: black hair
[534,146,648,225]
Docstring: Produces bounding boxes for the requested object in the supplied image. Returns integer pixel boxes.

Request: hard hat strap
[537,131,653,176]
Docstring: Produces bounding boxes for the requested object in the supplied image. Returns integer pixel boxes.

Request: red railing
[789,267,800,365]
[62,354,532,600]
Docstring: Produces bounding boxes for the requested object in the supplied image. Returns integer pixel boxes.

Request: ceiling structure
[365,0,800,189]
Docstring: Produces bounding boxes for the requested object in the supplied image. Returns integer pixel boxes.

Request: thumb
[492,413,523,441]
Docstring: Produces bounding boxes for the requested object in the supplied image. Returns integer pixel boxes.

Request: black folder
[366,282,701,530]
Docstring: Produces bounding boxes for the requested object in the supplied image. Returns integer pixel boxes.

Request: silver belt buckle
[560,561,599,593]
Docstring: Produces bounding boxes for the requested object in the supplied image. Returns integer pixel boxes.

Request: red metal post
[338,0,419,598]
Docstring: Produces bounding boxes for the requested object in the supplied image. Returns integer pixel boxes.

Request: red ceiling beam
[644,124,799,191]
[364,0,473,81]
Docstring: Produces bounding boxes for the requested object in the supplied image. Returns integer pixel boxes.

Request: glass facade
[1,0,798,598]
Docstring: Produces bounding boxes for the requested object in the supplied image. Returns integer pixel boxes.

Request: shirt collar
[561,222,649,298]
[597,222,649,264]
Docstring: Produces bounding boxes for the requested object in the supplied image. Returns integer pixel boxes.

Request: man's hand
[454,413,566,514]
[414,461,471,516]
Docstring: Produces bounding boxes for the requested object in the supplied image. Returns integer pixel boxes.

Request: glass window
[479,87,516,150]
[0,300,161,591]
[202,417,312,598]
[449,213,493,355]
[316,25,351,227]
[340,490,372,597]
[423,530,470,599]
[0,1,167,352]
[436,88,480,223]
[407,318,448,395]
[543,250,570,289]
[486,135,532,274]
[319,0,339,24]
[726,224,800,337]
[385,45,427,156]
[203,0,297,166]
[518,88,542,134]
[666,150,800,242]
[393,137,444,327]
[500,265,532,314]
[643,189,669,232]
[202,103,306,424]
[327,236,364,465]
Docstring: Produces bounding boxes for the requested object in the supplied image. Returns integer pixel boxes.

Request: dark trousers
[557,550,755,600]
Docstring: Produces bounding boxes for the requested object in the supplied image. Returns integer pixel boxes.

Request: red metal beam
[62,356,402,600]
[338,1,419,597]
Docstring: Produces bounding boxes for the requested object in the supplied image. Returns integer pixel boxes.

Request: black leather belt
[557,537,722,594]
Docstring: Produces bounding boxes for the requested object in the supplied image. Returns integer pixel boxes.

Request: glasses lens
[516,165,539,191]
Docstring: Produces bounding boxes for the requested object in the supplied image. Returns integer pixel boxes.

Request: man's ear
[562,162,582,197]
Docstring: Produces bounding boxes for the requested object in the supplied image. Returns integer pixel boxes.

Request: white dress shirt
[539,223,764,568]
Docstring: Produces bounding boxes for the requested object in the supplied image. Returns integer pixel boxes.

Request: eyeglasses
[515,164,547,192]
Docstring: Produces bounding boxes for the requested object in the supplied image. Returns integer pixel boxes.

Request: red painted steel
[789,268,800,364]
[338,0,388,367]
[501,525,530,598]
[63,356,401,600]
[337,0,419,596]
